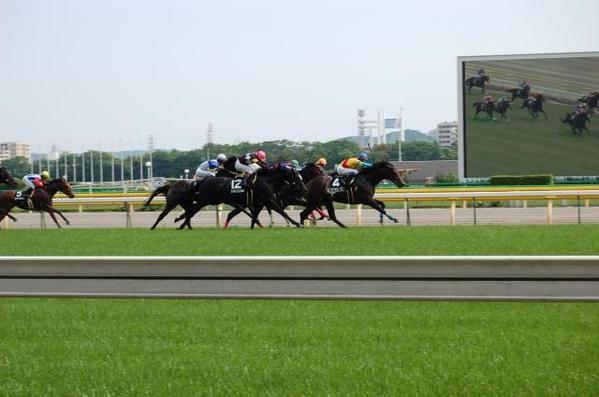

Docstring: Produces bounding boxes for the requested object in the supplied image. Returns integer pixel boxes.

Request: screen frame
[457,51,599,180]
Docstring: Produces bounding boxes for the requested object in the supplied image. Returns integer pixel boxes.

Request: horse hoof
[393,219,399,223]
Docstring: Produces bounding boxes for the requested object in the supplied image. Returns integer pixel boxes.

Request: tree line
[1,139,456,182]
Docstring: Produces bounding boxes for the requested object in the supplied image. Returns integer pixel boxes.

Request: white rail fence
[3,190,599,229]
[1,256,598,300]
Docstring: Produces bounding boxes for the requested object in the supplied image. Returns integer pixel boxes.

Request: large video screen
[459,53,599,178]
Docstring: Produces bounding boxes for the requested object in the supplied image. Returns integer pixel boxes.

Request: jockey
[21,170,50,200]
[235,150,267,188]
[194,159,221,179]
[290,160,301,169]
[216,153,227,165]
[483,95,496,107]
[476,68,486,78]
[314,157,327,171]
[336,152,372,185]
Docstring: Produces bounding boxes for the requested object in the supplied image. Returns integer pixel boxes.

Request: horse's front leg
[42,205,63,228]
[266,199,301,228]
[363,197,398,223]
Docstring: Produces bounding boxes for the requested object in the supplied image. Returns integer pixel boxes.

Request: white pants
[22,177,35,189]
[335,165,359,177]
[195,169,216,178]
[235,159,260,174]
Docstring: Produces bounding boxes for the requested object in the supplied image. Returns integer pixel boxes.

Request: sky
[1,0,598,153]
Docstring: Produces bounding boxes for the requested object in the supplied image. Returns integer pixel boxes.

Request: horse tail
[145,184,170,206]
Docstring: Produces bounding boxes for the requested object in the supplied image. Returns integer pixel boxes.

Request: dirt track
[3,206,599,229]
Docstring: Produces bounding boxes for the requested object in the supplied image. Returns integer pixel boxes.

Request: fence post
[40,212,47,229]
[577,196,581,225]
[547,199,553,225]
[215,204,223,228]
[126,203,132,228]
[356,204,362,226]
[405,199,411,226]
[472,198,477,226]
[450,201,456,226]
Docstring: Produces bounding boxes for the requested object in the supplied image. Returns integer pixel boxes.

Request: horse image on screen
[459,53,599,178]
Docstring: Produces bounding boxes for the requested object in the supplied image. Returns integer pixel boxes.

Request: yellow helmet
[317,157,327,166]
[41,171,50,179]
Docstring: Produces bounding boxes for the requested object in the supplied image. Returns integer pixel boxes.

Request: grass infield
[1,224,599,256]
[0,299,598,396]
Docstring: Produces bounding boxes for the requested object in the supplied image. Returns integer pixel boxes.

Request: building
[435,121,458,148]
[0,142,31,161]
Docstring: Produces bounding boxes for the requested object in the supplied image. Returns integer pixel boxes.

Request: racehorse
[473,101,498,120]
[0,166,17,188]
[0,167,18,221]
[495,99,512,120]
[145,167,259,230]
[465,75,489,93]
[506,85,530,101]
[579,92,599,112]
[222,162,328,227]
[562,112,591,136]
[0,178,75,228]
[175,165,306,229]
[299,161,406,228]
[522,94,547,119]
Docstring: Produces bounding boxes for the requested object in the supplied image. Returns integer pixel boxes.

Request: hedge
[489,174,554,185]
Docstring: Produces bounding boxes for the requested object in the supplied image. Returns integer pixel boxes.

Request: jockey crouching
[21,170,50,207]
[335,152,372,187]
[235,150,267,188]
[194,154,227,180]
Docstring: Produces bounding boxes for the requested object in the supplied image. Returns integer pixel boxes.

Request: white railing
[1,256,598,300]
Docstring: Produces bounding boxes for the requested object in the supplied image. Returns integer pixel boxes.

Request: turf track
[2,225,599,255]
[1,299,598,396]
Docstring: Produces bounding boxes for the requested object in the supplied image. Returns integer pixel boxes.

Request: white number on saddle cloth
[328,177,345,193]
[230,178,244,193]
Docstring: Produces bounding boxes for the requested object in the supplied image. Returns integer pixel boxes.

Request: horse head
[362,161,407,188]
[0,166,17,188]
[45,177,75,199]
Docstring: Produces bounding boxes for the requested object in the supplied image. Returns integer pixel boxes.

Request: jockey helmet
[208,160,219,169]
[255,150,266,161]
[357,152,368,161]
[291,160,299,168]
[41,171,50,180]
[216,153,227,163]
[317,157,327,166]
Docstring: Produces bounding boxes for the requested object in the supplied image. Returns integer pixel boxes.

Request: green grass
[465,89,599,177]
[1,299,598,396]
[2,225,599,255]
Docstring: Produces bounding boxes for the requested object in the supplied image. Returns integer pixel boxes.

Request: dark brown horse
[0,167,18,221]
[144,168,258,230]
[0,178,75,228]
[299,161,406,228]
[222,162,327,227]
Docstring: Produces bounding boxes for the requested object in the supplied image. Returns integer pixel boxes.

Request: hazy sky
[1,0,598,152]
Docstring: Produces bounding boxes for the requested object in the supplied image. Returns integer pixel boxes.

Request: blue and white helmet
[216,153,227,163]
[357,152,368,161]
[208,159,219,169]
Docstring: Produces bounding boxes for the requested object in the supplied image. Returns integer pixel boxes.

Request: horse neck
[44,182,61,197]
[361,167,390,186]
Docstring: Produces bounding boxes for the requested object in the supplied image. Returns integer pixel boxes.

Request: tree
[0,156,31,178]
